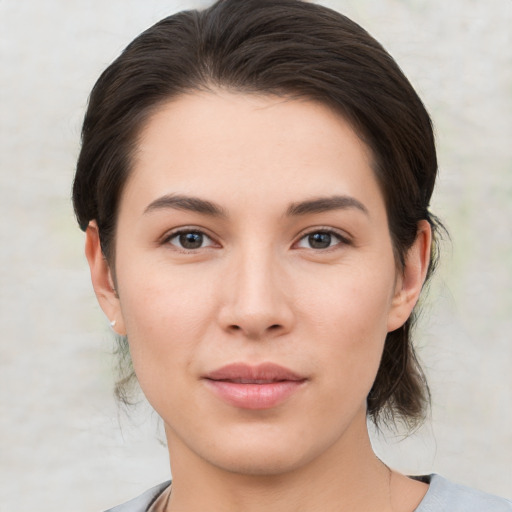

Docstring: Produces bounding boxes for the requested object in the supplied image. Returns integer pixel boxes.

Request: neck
[164,415,403,512]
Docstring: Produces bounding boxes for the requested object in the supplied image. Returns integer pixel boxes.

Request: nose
[218,246,295,340]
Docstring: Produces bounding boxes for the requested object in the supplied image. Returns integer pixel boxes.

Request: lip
[203,362,307,410]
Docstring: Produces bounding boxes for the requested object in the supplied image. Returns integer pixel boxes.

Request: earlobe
[85,221,127,335]
[387,220,432,332]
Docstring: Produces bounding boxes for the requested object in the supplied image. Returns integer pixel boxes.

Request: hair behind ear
[369,220,433,428]
[368,321,430,428]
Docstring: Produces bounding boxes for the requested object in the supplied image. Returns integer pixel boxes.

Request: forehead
[123,90,383,215]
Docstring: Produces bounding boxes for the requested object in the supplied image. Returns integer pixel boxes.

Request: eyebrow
[144,194,227,217]
[143,193,368,218]
[286,195,368,216]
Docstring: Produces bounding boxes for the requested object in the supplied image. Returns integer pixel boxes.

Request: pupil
[309,232,331,249]
[180,232,203,249]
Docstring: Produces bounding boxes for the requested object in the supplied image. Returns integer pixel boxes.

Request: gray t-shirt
[105,474,512,511]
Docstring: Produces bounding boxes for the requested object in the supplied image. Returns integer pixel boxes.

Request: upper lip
[204,362,306,383]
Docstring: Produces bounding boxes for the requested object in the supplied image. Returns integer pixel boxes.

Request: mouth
[203,362,307,410]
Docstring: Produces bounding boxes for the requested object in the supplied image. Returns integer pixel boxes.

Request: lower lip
[204,379,306,410]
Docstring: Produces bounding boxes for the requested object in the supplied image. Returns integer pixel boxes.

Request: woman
[72,0,511,510]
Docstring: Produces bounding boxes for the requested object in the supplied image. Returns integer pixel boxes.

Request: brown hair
[73,0,442,427]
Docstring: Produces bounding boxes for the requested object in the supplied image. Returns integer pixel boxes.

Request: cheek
[301,264,395,389]
[115,259,219,384]
[303,259,395,336]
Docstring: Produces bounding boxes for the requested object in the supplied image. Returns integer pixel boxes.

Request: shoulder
[104,481,171,512]
[415,474,512,512]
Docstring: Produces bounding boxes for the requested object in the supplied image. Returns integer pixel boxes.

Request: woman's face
[88,91,427,476]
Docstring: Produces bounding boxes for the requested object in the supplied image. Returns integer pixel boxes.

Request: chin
[208,443,313,477]
[186,418,352,478]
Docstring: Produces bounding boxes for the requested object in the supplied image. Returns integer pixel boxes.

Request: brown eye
[168,230,213,250]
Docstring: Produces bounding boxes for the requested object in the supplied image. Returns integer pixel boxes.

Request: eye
[296,230,347,250]
[166,230,215,250]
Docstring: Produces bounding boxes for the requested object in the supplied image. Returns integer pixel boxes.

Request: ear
[387,220,432,332]
[85,221,126,336]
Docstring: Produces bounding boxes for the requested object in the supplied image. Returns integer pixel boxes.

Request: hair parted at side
[73,0,443,428]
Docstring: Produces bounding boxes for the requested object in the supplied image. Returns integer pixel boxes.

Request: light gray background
[1,1,511,510]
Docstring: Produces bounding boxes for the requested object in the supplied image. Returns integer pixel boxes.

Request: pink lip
[203,363,307,410]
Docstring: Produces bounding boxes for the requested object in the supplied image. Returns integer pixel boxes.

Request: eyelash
[162,227,351,252]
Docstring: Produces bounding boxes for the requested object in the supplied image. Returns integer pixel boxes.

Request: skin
[86,91,431,511]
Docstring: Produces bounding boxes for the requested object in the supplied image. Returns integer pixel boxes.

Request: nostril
[228,324,282,334]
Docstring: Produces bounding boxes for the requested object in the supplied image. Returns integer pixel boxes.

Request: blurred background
[0,0,511,509]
